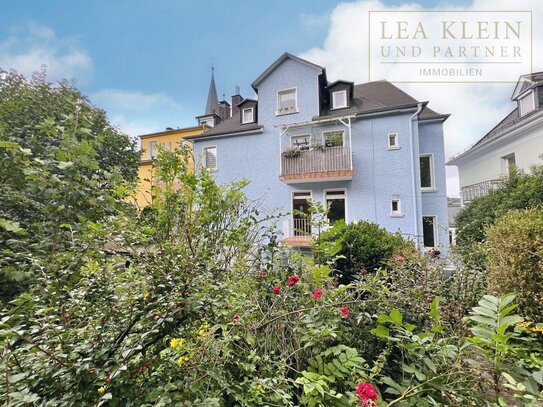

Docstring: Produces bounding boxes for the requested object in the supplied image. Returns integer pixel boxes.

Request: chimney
[231,86,243,118]
[218,100,231,120]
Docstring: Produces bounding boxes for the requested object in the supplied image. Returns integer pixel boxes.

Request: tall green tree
[0,69,139,303]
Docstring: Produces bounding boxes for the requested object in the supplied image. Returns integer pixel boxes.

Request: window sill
[390,213,404,218]
[387,146,401,151]
[330,106,348,111]
[421,188,437,193]
[276,109,299,116]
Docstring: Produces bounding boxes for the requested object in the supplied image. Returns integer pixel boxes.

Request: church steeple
[205,66,220,115]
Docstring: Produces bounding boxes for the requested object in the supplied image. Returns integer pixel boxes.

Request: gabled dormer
[511,72,543,117]
[327,80,354,111]
[238,99,258,125]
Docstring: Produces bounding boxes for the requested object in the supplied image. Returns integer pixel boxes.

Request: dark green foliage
[313,220,413,283]
[0,70,139,303]
[456,165,543,249]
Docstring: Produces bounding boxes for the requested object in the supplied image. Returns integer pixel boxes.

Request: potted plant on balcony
[324,131,344,147]
[282,146,301,158]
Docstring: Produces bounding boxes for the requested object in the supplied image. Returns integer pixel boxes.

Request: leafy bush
[484,208,543,320]
[455,164,543,267]
[313,220,415,283]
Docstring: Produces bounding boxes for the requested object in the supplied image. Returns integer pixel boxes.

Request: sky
[1,0,541,197]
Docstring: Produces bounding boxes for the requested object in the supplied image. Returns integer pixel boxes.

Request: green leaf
[0,218,25,234]
[389,309,403,325]
[472,306,496,318]
[371,325,390,338]
[430,296,441,322]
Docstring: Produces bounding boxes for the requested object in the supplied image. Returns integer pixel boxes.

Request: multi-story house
[186,53,450,254]
[136,125,204,207]
[448,72,543,205]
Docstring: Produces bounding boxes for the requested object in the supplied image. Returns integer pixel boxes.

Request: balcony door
[292,192,311,236]
[325,190,346,224]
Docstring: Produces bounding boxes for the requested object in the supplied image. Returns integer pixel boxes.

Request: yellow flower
[177,355,190,367]
[170,337,185,349]
[531,326,543,334]
[98,386,106,395]
[517,321,533,328]
[143,291,150,300]
[198,322,210,338]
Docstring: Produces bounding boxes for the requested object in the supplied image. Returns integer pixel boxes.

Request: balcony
[280,146,353,183]
[281,218,313,247]
[461,179,502,203]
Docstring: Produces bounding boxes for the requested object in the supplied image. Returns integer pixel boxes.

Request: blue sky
[1,0,541,196]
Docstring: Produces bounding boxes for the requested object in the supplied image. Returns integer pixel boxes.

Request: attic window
[277,88,298,115]
[519,91,535,116]
[332,90,348,109]
[242,107,254,124]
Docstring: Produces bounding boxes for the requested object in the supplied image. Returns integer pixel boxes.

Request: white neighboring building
[448,72,543,205]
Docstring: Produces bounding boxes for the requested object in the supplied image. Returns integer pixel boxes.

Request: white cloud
[300,0,543,197]
[90,89,181,112]
[0,22,92,82]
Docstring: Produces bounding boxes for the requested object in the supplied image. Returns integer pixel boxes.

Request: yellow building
[136,126,205,207]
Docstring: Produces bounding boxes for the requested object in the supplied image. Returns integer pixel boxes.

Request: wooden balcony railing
[280,146,353,182]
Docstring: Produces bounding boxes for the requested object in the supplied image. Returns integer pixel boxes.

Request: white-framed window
[422,216,438,248]
[277,88,297,115]
[324,189,347,224]
[420,154,435,191]
[292,191,312,237]
[242,107,254,124]
[390,198,402,217]
[148,141,158,159]
[291,135,310,149]
[204,146,217,170]
[324,130,344,147]
[519,91,536,116]
[502,153,516,175]
[332,90,348,109]
[388,133,399,149]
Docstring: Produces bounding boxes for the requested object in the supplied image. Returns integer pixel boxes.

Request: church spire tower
[196,65,229,128]
[205,66,220,115]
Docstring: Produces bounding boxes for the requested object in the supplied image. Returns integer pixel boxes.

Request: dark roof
[238,98,257,107]
[455,104,540,156]
[251,52,323,91]
[448,205,462,227]
[317,80,447,121]
[185,115,262,140]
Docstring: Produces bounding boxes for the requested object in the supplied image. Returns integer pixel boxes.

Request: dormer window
[277,88,297,115]
[519,90,536,116]
[242,107,254,124]
[332,90,347,109]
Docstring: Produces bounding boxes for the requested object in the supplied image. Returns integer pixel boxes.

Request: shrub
[484,208,543,320]
[313,220,414,283]
[455,164,543,267]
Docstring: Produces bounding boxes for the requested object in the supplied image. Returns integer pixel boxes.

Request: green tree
[0,69,139,303]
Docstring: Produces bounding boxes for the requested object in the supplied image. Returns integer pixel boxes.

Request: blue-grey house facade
[187,53,449,254]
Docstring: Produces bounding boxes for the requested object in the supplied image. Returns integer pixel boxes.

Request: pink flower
[393,255,405,263]
[287,275,300,287]
[312,288,323,300]
[355,382,378,402]
[339,306,350,318]
[232,314,240,324]
[273,285,281,295]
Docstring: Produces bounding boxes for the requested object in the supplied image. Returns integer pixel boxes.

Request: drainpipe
[410,103,424,247]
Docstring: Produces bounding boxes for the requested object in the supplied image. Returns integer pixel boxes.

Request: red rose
[339,306,350,317]
[355,382,378,402]
[312,288,323,299]
[273,284,281,295]
[232,313,240,324]
[287,275,300,287]
[393,255,405,263]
